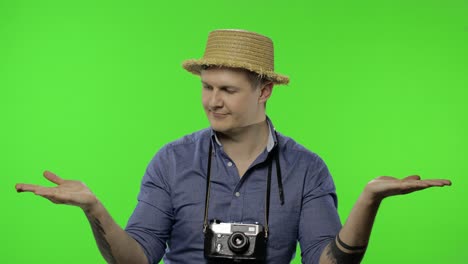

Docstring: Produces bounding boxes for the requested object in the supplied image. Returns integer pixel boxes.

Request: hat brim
[182,58,290,85]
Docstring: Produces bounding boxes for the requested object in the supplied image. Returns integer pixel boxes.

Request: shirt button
[227,161,233,167]
[235,192,240,197]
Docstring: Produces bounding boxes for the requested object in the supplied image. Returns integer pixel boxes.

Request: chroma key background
[1,0,467,263]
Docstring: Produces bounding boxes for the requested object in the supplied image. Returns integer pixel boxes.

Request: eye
[202,85,213,91]
[223,88,237,94]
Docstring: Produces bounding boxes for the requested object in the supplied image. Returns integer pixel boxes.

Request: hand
[16,171,98,212]
[364,175,452,203]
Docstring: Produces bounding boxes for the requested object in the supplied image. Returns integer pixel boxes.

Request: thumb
[43,171,65,185]
[403,175,421,181]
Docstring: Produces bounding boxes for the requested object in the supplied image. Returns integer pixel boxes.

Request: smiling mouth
[210,112,229,118]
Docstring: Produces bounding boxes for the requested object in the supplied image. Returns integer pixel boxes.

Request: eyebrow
[201,81,240,90]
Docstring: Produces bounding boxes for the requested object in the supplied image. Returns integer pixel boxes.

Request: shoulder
[158,128,211,155]
[276,131,326,169]
[144,128,211,178]
[276,132,336,200]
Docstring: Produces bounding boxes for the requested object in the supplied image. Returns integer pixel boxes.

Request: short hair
[245,70,270,90]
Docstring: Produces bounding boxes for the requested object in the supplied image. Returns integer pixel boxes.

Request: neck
[216,118,269,162]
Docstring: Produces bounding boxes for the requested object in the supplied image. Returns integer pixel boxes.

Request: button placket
[229,188,243,221]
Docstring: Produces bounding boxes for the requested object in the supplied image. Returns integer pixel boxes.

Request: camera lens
[228,232,250,253]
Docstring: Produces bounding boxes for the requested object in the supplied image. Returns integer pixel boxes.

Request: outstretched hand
[16,171,98,211]
[364,175,452,202]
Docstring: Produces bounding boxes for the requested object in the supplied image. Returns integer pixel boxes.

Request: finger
[404,179,451,186]
[420,179,452,186]
[16,183,46,193]
[400,179,451,188]
[32,191,65,204]
[39,192,76,205]
[403,175,421,181]
[16,184,58,196]
[34,187,60,197]
[400,180,450,193]
[40,193,64,204]
[43,171,65,185]
[398,181,432,194]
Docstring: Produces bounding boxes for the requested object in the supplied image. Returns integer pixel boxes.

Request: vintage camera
[204,220,267,262]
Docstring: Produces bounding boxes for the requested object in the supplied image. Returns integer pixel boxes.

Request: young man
[16,29,451,264]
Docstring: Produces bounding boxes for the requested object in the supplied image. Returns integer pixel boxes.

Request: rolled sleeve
[125,146,174,264]
[299,156,342,264]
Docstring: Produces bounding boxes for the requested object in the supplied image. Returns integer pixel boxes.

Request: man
[16,29,451,264]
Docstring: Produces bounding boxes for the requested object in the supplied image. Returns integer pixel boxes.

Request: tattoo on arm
[323,239,365,264]
[324,243,338,264]
[90,217,117,263]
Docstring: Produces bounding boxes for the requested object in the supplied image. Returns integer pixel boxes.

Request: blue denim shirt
[125,118,342,263]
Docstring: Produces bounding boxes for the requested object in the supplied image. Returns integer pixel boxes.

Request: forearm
[316,175,451,264]
[84,201,148,264]
[338,190,381,247]
[319,191,381,264]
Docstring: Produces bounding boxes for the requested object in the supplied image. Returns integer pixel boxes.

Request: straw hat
[182,29,289,85]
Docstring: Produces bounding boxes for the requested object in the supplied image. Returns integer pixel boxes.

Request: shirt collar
[210,116,277,153]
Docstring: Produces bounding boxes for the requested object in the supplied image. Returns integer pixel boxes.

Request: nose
[208,89,223,109]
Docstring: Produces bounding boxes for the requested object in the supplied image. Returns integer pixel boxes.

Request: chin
[209,122,231,133]
[209,118,237,132]
[206,114,228,128]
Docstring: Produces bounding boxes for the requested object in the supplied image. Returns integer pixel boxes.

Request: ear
[258,82,274,104]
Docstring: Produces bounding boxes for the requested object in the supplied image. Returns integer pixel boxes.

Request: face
[201,67,271,133]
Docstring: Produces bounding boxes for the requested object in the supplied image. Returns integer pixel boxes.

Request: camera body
[204,220,267,261]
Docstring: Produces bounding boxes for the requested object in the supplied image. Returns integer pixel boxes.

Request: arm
[319,175,452,264]
[16,171,148,264]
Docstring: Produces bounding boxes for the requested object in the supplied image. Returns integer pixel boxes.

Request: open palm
[16,171,97,211]
[365,175,451,201]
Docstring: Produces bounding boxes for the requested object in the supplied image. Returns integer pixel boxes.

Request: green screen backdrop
[1,0,467,263]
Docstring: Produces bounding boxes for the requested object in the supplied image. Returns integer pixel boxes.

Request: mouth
[210,111,229,118]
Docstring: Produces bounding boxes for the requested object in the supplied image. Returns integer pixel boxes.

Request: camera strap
[203,131,285,239]
[203,141,214,234]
